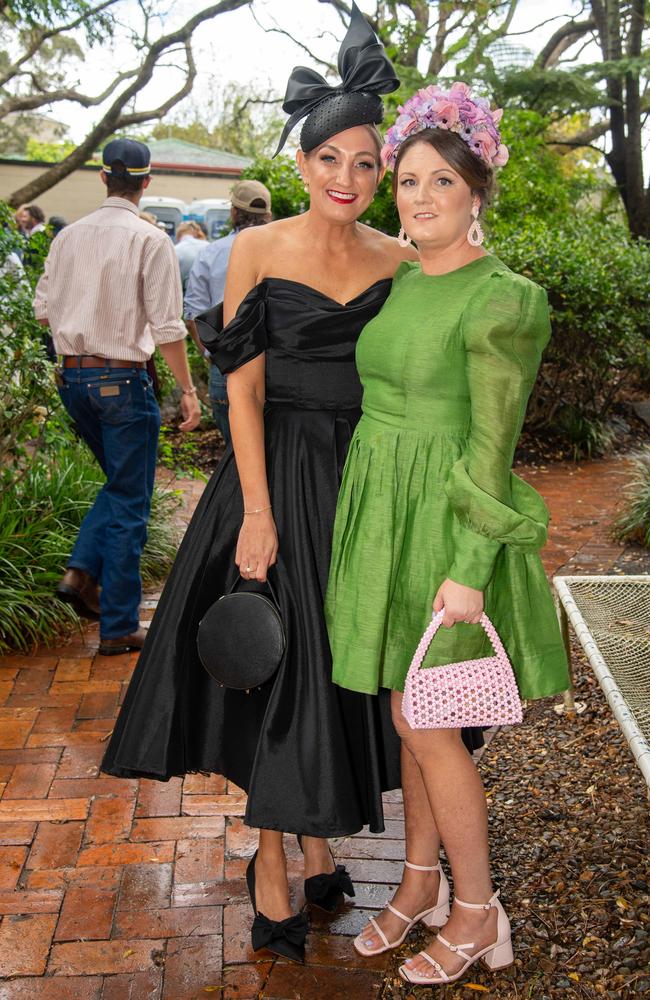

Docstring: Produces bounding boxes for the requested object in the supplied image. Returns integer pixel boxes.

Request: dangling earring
[303,179,310,193]
[398,226,412,248]
[467,204,484,247]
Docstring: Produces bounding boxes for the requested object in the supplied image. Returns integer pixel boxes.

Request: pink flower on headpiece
[458,100,487,126]
[428,99,460,128]
[470,130,497,164]
[380,80,508,170]
[448,82,471,102]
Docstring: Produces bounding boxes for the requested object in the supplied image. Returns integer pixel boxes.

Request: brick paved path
[0,456,631,999]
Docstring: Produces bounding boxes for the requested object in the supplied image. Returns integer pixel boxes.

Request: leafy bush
[493,218,650,455]
[240,155,308,220]
[614,449,650,549]
[0,440,181,653]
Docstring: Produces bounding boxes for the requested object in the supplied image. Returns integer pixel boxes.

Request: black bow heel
[297,835,356,914]
[246,850,308,964]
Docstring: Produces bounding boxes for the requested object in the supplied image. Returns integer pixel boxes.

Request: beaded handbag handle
[408,611,510,674]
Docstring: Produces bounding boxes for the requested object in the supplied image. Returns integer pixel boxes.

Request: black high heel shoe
[297,835,355,914]
[246,850,308,964]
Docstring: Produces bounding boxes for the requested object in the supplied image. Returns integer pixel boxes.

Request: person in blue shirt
[184,180,272,446]
[174,221,206,290]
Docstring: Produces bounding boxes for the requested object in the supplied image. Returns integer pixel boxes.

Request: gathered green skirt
[325,418,570,701]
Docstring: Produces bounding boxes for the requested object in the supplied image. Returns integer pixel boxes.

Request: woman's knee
[391,694,465,755]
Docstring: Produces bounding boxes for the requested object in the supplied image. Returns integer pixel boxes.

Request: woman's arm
[223,230,278,583]
[434,275,551,628]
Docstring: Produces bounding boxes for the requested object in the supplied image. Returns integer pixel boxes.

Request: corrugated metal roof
[147,139,251,170]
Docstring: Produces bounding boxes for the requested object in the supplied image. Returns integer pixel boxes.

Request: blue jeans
[58,366,161,639]
[209,363,231,446]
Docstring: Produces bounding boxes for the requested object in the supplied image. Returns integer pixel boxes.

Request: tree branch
[250,6,335,72]
[316,0,351,27]
[0,70,139,116]
[535,17,596,69]
[7,0,252,207]
[0,0,119,89]
[117,41,196,126]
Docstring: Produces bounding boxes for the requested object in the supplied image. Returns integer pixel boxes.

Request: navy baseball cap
[102,138,151,176]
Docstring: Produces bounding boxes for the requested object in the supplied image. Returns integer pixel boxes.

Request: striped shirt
[33,197,186,361]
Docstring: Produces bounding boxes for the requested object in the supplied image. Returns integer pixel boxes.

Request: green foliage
[148,83,283,161]
[240,155,308,220]
[1,0,116,42]
[493,218,650,455]
[359,173,399,236]
[614,449,650,550]
[0,440,181,653]
[24,138,79,162]
[0,203,55,483]
[496,67,603,119]
[489,110,607,230]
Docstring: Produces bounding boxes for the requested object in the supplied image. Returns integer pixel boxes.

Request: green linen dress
[325,256,570,701]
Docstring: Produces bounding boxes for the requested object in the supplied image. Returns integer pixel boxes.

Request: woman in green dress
[325,83,570,987]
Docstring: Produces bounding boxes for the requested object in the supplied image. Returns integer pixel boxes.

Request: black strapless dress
[101,278,483,836]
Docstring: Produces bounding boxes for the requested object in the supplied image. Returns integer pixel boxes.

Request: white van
[139,197,186,238]
[187,198,231,240]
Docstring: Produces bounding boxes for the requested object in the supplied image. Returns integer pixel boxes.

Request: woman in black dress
[103,6,414,961]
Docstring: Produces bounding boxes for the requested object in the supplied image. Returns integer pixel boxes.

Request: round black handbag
[197,576,286,689]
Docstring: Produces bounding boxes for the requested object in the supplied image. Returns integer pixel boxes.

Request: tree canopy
[1,0,252,205]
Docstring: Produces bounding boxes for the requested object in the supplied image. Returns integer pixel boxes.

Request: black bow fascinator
[273,2,399,157]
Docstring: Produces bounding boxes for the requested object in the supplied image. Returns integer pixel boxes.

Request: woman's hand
[236,510,278,582]
[433,578,483,629]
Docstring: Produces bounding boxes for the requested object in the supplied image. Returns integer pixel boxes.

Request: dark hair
[26,204,45,225]
[105,160,147,196]
[232,204,270,229]
[392,129,494,212]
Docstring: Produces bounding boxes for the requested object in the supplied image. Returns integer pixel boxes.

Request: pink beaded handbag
[402,611,523,729]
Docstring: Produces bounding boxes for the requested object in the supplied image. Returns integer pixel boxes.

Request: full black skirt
[102,406,407,836]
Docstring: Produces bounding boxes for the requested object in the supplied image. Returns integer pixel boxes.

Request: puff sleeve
[195,282,267,375]
[445,272,552,591]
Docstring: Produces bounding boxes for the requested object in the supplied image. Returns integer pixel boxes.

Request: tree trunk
[591,0,649,238]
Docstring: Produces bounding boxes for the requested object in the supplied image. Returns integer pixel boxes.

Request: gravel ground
[381,636,650,1000]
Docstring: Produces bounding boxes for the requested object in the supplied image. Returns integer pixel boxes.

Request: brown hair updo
[392,129,495,213]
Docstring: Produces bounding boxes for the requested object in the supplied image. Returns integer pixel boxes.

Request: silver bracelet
[182,385,198,396]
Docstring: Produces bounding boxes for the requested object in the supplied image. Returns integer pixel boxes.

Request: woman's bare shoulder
[357,224,419,268]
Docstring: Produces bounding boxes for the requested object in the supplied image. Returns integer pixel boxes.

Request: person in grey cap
[34,137,200,655]
[184,179,272,446]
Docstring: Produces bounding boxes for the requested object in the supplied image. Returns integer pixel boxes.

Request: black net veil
[273,2,399,157]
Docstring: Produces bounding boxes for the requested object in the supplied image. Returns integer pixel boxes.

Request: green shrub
[614,449,650,549]
[0,441,181,653]
[493,218,650,455]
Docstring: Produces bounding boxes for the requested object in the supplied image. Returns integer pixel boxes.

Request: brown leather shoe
[98,626,148,656]
[56,568,100,619]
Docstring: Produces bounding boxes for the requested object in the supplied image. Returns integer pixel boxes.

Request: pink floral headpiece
[381,82,509,170]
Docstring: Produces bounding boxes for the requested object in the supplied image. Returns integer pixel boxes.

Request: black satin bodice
[200,277,393,410]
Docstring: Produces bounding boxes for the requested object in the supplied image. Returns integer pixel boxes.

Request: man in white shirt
[34,138,200,655]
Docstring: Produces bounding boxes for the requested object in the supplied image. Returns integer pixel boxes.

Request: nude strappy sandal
[398,888,514,985]
[353,860,450,957]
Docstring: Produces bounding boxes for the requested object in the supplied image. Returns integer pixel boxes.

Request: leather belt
[63,355,146,370]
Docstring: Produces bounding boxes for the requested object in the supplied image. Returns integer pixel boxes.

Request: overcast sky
[53,0,588,143]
